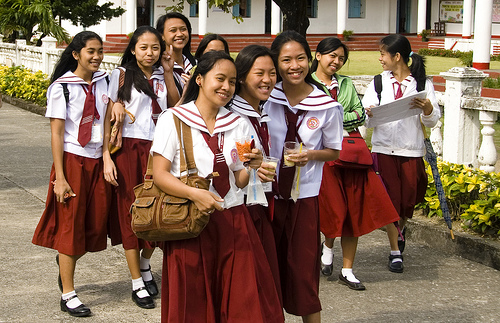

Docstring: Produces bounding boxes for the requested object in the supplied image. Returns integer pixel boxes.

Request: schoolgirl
[156,12,196,91]
[311,37,400,290]
[229,44,281,302]
[362,34,440,272]
[151,51,283,322]
[194,33,230,61]
[32,31,111,317]
[264,30,343,323]
[103,26,177,309]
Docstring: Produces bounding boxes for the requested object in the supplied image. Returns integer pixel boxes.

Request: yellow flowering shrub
[0,65,49,106]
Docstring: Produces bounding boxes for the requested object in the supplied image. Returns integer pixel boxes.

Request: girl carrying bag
[130,115,213,241]
[330,130,373,169]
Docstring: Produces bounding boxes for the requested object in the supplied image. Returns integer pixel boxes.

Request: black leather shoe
[141,266,158,297]
[60,295,92,317]
[56,254,62,292]
[320,242,333,276]
[388,254,404,273]
[132,287,155,309]
[338,273,366,291]
[144,279,158,297]
[398,227,407,253]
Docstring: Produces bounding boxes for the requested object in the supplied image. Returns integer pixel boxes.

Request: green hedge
[0,65,49,106]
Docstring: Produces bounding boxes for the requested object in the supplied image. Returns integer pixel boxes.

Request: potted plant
[419,29,430,42]
[342,30,353,41]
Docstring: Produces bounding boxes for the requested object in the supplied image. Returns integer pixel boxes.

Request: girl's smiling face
[197,59,237,109]
[277,41,309,86]
[73,38,103,74]
[134,32,161,74]
[239,55,277,106]
[316,46,346,76]
[379,46,399,71]
[162,18,189,51]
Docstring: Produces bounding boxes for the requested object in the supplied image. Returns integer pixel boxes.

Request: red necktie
[278,108,303,200]
[248,116,270,156]
[147,79,162,124]
[395,82,403,100]
[202,132,230,198]
[78,83,99,147]
[328,87,338,101]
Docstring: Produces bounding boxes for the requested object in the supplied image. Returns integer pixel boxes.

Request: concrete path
[1,103,499,322]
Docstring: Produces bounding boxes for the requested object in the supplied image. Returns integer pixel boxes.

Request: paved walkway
[1,103,499,322]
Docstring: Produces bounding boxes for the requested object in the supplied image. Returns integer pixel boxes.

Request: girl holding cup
[264,30,343,323]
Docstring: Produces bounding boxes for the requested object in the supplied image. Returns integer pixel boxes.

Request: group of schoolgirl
[31,7,439,322]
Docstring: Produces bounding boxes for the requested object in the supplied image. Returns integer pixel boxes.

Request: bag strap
[374,74,382,104]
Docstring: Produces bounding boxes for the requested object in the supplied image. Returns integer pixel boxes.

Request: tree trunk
[273,0,310,36]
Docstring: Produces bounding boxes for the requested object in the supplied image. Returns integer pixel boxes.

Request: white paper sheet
[367,91,427,128]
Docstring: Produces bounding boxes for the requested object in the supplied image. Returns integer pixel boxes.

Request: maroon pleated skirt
[107,137,155,249]
[32,152,111,255]
[375,153,427,219]
[161,205,283,323]
[272,197,321,317]
[319,164,400,238]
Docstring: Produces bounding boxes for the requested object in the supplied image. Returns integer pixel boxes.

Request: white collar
[230,95,271,123]
[267,82,341,111]
[53,70,108,85]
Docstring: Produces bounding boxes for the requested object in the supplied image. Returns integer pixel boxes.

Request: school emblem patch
[231,148,238,164]
[102,94,109,104]
[157,83,164,93]
[307,117,320,130]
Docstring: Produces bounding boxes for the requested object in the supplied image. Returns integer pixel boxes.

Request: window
[348,0,365,18]
[190,3,198,17]
[306,0,318,18]
[233,0,251,18]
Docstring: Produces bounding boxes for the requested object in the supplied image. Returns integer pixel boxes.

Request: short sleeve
[151,110,178,162]
[45,83,67,120]
[108,68,122,103]
[321,106,344,151]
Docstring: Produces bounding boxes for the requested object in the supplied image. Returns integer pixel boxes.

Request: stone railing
[1,39,499,171]
[0,36,120,76]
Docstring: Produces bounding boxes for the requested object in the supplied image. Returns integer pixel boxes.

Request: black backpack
[373,74,425,104]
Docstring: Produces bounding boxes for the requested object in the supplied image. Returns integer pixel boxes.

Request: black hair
[380,34,427,91]
[180,51,235,105]
[156,12,196,67]
[270,30,323,90]
[118,26,165,103]
[50,31,103,83]
[234,44,277,94]
[194,34,230,61]
[310,37,349,72]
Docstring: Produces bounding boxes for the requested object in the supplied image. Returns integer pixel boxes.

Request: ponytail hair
[270,30,323,91]
[119,26,165,103]
[380,34,427,91]
[180,51,235,105]
[310,37,349,72]
[50,31,103,83]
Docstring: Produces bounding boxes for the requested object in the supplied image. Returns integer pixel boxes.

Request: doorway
[265,0,272,34]
[397,0,411,33]
[137,0,154,27]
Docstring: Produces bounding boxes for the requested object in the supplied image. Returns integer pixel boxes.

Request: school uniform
[107,67,168,249]
[312,72,400,238]
[32,71,111,255]
[172,55,193,90]
[362,70,441,219]
[228,95,282,305]
[152,102,283,323]
[263,82,343,316]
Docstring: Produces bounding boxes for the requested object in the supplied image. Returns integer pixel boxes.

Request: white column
[271,2,281,37]
[417,0,427,35]
[478,111,498,172]
[125,0,136,35]
[199,0,208,38]
[337,0,347,38]
[462,0,473,39]
[472,0,492,69]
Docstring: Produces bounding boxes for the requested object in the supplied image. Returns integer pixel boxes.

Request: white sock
[132,278,149,298]
[62,290,83,309]
[341,268,360,283]
[321,243,334,265]
[390,250,402,263]
[140,256,153,282]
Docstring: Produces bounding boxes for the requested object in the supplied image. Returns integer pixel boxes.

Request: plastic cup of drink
[235,136,252,162]
[283,141,299,167]
[263,156,279,179]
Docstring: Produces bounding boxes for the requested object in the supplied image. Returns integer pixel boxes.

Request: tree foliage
[51,0,125,29]
[166,0,310,35]
[0,0,69,44]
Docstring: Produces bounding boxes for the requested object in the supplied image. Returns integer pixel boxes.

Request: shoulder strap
[374,74,382,104]
[61,83,69,105]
